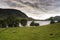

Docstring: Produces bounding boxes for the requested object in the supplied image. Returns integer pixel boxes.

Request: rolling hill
[0,23,60,40]
[0,8,28,18]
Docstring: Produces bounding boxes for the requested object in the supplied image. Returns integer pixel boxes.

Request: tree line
[0,16,58,28]
[0,16,40,28]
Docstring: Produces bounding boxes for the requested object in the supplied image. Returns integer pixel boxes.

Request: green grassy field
[0,23,60,40]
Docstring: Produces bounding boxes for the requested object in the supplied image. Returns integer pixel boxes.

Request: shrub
[30,21,39,26]
[49,17,55,24]
[0,20,7,28]
[20,19,27,26]
[34,23,39,26]
[6,16,20,27]
[30,21,35,26]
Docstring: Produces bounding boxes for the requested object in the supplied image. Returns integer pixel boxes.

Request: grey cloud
[2,0,54,11]
[0,0,60,12]
[14,0,59,11]
[14,0,38,8]
[4,0,25,8]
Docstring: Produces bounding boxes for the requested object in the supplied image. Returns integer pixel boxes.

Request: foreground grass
[0,23,60,40]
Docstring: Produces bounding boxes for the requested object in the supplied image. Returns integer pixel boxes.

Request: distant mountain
[54,16,60,21]
[46,16,60,21]
[0,8,28,18]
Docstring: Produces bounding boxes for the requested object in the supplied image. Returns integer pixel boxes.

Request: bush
[49,17,55,24]
[13,20,20,27]
[50,20,55,24]
[34,23,39,26]
[20,19,27,26]
[30,21,35,26]
[6,16,20,27]
[0,20,7,28]
[30,21,39,26]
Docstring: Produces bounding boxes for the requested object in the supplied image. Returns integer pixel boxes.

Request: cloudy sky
[0,0,60,20]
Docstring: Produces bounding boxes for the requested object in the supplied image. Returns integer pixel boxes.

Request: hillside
[0,8,28,18]
[0,23,60,40]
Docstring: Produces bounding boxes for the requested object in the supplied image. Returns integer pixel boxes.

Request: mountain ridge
[0,8,28,18]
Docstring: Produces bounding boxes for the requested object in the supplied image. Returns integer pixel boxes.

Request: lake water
[27,21,51,26]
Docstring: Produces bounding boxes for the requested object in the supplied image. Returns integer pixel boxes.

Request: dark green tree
[30,21,39,26]
[13,20,20,27]
[49,17,55,24]
[34,23,39,26]
[0,20,7,28]
[20,19,27,26]
[30,21,35,26]
[6,16,20,27]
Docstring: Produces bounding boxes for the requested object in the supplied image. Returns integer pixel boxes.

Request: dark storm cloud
[1,0,58,11]
[13,0,39,8]
[13,0,57,11]
[4,0,24,8]
[1,0,60,11]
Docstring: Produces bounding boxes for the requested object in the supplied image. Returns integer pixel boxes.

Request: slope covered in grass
[0,23,60,40]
